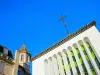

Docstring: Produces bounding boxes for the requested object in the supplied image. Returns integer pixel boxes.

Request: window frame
[20,54,24,61]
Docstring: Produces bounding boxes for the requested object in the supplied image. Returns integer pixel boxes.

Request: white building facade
[32,21,100,75]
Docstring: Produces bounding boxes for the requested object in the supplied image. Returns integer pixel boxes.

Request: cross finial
[57,14,70,36]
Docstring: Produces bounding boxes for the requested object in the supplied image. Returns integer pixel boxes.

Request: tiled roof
[31,21,96,61]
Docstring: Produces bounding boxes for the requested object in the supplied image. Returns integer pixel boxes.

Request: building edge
[31,20,96,61]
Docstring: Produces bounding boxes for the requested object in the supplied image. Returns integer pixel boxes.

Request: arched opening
[68,46,81,75]
[62,49,73,75]
[84,37,100,69]
[73,43,88,74]
[78,40,97,74]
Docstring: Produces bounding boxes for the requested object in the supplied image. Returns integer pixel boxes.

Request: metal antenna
[57,14,70,36]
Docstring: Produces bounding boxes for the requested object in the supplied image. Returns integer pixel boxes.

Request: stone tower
[19,44,31,74]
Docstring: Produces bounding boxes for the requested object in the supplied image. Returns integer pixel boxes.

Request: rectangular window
[21,55,24,61]
[3,48,8,55]
[26,56,28,63]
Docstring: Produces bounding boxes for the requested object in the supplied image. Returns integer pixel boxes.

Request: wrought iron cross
[57,14,70,36]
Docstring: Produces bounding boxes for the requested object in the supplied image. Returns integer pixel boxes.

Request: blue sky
[0,0,100,74]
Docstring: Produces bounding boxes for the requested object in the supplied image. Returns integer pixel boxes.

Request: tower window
[21,55,24,61]
[26,56,28,63]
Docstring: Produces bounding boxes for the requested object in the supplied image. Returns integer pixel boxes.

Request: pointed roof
[19,44,28,53]
[19,44,31,56]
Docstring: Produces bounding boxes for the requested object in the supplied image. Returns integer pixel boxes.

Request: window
[75,48,88,74]
[70,49,81,75]
[86,42,100,69]
[0,62,5,74]
[26,56,28,63]
[56,58,60,75]
[80,45,96,74]
[59,54,67,75]
[3,48,8,55]
[65,53,73,75]
[21,55,24,61]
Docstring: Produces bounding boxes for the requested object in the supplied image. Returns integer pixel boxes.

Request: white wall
[32,26,100,75]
